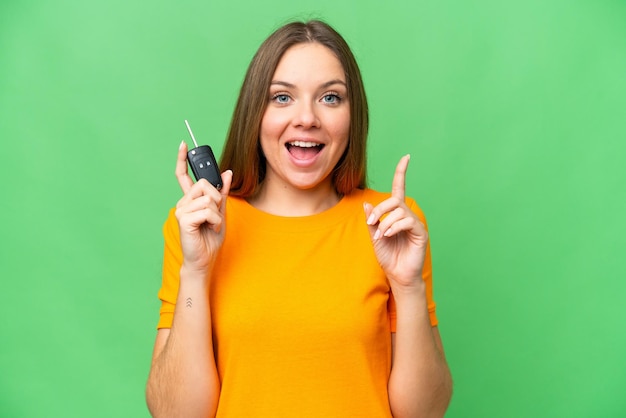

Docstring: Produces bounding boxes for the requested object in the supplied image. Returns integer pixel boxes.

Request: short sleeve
[387,197,438,331]
[156,208,182,329]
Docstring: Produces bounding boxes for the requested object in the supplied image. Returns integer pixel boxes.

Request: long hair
[219,20,369,197]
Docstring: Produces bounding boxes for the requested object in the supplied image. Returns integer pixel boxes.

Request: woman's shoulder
[355,188,418,206]
[358,188,391,203]
[354,188,425,218]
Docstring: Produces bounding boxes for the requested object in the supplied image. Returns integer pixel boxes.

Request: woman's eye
[322,93,342,104]
[272,94,290,104]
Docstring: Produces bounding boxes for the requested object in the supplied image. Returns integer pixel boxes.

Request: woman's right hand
[174,141,233,276]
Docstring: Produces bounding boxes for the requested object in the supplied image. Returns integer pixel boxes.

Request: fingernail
[367,213,376,225]
[406,154,411,160]
[383,228,392,237]
[373,229,381,240]
[179,140,185,149]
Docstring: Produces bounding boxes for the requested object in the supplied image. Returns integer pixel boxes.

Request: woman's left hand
[363,155,428,291]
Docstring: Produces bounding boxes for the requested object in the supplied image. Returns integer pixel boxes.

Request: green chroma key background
[1,1,624,416]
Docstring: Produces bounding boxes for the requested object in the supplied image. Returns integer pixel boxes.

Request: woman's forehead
[272,43,346,85]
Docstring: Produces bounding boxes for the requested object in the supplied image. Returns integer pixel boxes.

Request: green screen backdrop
[1,1,625,417]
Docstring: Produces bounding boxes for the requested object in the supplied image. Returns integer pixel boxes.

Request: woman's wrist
[180,263,210,283]
[390,277,427,306]
[389,270,425,292]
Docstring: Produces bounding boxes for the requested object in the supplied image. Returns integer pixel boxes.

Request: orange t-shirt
[157,188,438,417]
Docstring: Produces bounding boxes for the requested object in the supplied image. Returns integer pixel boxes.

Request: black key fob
[187,145,222,190]
[184,120,223,190]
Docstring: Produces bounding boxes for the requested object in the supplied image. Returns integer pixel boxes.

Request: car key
[184,119,223,190]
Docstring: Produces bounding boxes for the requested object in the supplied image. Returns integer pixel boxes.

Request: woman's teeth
[289,141,321,148]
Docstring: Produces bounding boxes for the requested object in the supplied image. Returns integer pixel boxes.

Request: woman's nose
[293,101,320,129]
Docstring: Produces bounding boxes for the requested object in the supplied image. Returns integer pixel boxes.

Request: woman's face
[259,42,350,194]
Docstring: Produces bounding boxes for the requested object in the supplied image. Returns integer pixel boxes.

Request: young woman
[146,20,452,418]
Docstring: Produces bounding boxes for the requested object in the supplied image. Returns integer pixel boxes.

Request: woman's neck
[247,178,341,217]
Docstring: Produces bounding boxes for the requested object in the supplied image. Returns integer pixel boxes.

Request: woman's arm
[146,142,233,417]
[388,286,452,418]
[146,268,220,417]
[364,155,452,417]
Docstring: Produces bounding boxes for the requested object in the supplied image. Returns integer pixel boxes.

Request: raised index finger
[175,140,194,194]
[391,154,410,200]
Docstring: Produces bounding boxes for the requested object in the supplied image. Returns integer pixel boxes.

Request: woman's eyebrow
[270,79,347,89]
[270,80,295,88]
[320,79,347,89]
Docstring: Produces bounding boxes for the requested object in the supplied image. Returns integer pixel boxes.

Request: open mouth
[286,141,325,160]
